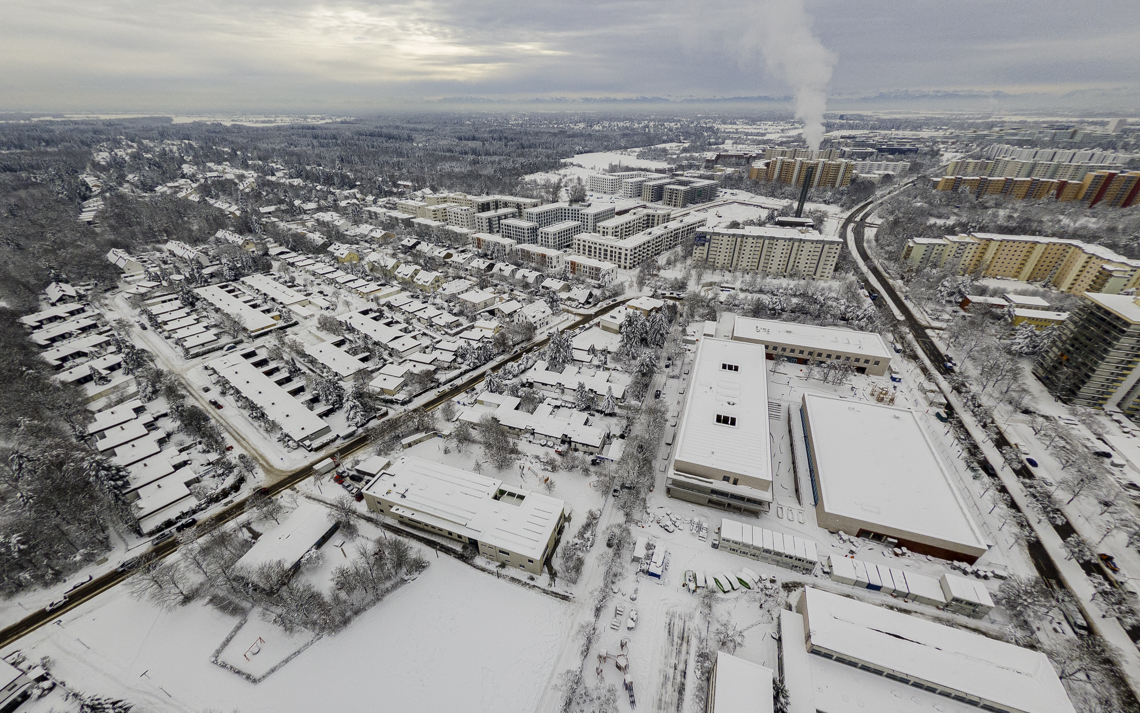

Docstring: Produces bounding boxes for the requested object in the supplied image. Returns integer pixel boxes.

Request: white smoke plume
[740,0,836,151]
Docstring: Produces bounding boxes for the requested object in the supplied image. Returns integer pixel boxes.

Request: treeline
[0,310,133,595]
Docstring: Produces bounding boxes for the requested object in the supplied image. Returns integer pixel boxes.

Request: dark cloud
[0,0,1135,112]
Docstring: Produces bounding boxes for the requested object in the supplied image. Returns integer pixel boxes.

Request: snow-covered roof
[801,393,988,557]
[1084,292,1140,324]
[732,315,892,361]
[674,338,772,488]
[304,341,368,379]
[195,284,278,333]
[241,274,309,306]
[363,456,565,563]
[87,399,146,435]
[19,302,86,328]
[710,651,773,713]
[235,500,339,573]
[799,587,1075,713]
[210,352,330,444]
[1003,293,1050,308]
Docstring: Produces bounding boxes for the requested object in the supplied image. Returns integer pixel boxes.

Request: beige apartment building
[692,226,842,279]
[901,232,1140,295]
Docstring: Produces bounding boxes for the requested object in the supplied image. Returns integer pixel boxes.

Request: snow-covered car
[626,610,638,630]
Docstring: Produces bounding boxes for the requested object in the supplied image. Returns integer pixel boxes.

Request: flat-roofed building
[473,207,518,234]
[241,274,310,306]
[361,456,566,574]
[799,393,988,562]
[731,315,892,376]
[515,244,566,272]
[567,255,617,284]
[538,220,583,250]
[1035,292,1140,415]
[791,587,1075,713]
[693,226,842,279]
[209,350,331,448]
[499,218,538,245]
[706,651,773,713]
[572,214,706,270]
[304,340,368,379]
[668,338,773,514]
[195,284,279,334]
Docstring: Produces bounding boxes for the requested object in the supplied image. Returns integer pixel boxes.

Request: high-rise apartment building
[693,226,842,280]
[1034,293,1140,413]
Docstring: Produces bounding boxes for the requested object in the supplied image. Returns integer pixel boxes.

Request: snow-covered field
[6,555,571,713]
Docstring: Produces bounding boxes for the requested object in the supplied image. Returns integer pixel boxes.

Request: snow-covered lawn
[6,555,571,713]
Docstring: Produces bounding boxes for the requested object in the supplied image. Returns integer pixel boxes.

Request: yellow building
[901,232,1140,295]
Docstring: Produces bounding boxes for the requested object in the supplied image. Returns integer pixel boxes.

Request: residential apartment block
[571,214,707,270]
[515,244,566,273]
[522,202,615,233]
[748,155,910,188]
[537,220,583,250]
[499,218,539,244]
[596,207,673,239]
[566,255,617,284]
[901,232,1140,295]
[933,170,1140,208]
[1034,293,1140,417]
[692,225,842,279]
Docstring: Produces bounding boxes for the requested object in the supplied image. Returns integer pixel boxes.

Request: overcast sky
[2,0,1137,113]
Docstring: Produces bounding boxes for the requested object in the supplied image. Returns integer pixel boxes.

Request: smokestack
[795,166,815,218]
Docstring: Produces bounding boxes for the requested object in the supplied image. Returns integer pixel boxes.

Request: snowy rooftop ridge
[799,587,1076,713]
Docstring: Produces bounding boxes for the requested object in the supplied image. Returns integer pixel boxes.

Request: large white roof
[801,587,1075,713]
[304,340,367,379]
[210,352,329,443]
[674,338,771,485]
[732,315,892,360]
[802,393,987,555]
[195,284,278,333]
[363,456,565,562]
[241,273,309,306]
[235,500,337,572]
[710,651,773,713]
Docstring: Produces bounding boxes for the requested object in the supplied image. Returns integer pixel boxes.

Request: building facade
[571,214,706,270]
[692,226,842,279]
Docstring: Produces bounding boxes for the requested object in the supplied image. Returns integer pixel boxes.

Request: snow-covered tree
[600,386,617,416]
[574,382,595,412]
[545,330,574,373]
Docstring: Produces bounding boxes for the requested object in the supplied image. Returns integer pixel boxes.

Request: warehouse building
[787,587,1074,713]
[667,338,773,514]
[731,315,892,377]
[361,456,566,574]
[799,393,988,562]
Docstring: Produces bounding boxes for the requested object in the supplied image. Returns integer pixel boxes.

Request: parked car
[45,598,68,613]
[152,531,174,546]
[208,399,223,409]
[654,390,661,399]
[1099,553,1122,573]
[606,532,616,548]
[1025,457,1039,468]
[175,517,198,532]
[67,575,93,592]
[354,491,364,502]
